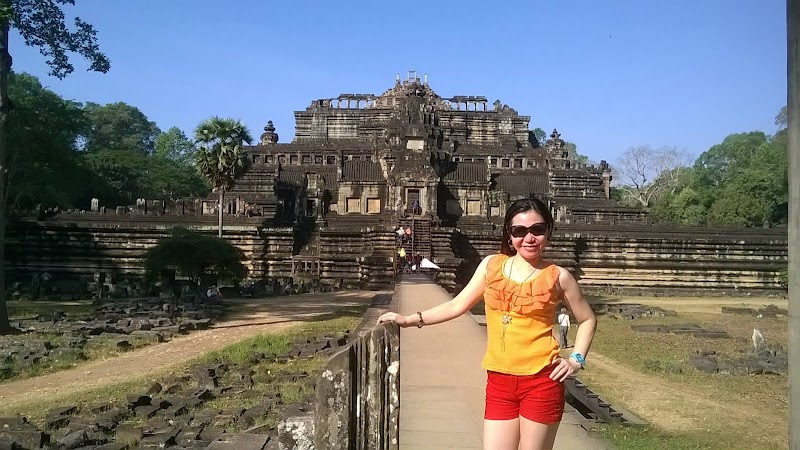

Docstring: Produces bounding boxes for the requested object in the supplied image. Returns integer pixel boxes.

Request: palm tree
[194,117,252,237]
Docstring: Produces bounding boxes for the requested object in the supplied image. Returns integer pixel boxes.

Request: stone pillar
[90,198,99,212]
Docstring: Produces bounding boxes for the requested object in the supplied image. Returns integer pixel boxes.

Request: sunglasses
[508,223,550,238]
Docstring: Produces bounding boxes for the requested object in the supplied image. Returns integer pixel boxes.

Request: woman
[377,197,596,450]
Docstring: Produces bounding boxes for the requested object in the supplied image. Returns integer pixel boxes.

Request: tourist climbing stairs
[398,216,432,259]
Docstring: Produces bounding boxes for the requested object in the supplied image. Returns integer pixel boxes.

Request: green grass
[593,424,727,450]
[576,311,788,450]
[197,313,362,432]
[585,313,787,403]
[0,378,153,427]
[6,300,95,319]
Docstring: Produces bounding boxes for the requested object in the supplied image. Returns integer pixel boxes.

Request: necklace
[500,255,539,351]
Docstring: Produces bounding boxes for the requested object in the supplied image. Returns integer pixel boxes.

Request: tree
[612,145,692,208]
[154,127,196,163]
[529,127,547,147]
[648,129,788,227]
[144,227,246,290]
[0,0,110,334]
[81,148,147,205]
[775,105,787,130]
[194,117,252,238]
[563,141,590,167]
[140,156,209,202]
[83,101,160,154]
[6,72,88,209]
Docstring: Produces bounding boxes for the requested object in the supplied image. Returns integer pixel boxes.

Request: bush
[145,227,246,286]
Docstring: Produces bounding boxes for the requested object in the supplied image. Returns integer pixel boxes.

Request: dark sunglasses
[508,223,549,238]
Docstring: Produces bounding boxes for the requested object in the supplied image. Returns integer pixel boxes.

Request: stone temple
[5,73,788,298]
[231,71,642,230]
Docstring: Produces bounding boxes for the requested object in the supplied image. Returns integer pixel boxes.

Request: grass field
[578,296,788,450]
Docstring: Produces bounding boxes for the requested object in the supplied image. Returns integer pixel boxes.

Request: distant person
[396,226,405,246]
[378,197,596,450]
[206,285,222,302]
[398,247,407,271]
[557,308,571,349]
[411,199,421,215]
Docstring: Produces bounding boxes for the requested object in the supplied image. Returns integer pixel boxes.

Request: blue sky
[10,1,787,164]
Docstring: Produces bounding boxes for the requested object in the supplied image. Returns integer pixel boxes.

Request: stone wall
[447,224,788,295]
[6,210,405,296]
[5,215,292,298]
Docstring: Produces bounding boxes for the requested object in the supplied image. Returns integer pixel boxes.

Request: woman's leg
[483,418,520,450]
[519,417,560,450]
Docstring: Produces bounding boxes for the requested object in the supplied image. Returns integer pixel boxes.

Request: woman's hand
[377,312,411,327]
[549,357,582,382]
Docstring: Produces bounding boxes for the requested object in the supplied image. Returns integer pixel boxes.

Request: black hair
[499,197,555,256]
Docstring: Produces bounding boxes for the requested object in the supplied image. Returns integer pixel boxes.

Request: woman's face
[508,210,549,260]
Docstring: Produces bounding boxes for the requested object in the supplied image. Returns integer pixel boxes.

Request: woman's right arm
[377,254,495,327]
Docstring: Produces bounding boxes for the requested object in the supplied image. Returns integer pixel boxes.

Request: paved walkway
[397,274,608,450]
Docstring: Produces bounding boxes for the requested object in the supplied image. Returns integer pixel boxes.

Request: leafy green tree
[6,72,88,208]
[650,187,707,225]
[141,156,209,202]
[194,117,252,238]
[83,101,161,154]
[563,141,590,167]
[155,126,196,163]
[0,0,110,334]
[81,148,146,205]
[529,127,546,147]
[144,227,246,289]
[650,126,788,227]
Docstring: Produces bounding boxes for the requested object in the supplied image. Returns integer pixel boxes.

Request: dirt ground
[0,290,376,411]
[581,295,789,449]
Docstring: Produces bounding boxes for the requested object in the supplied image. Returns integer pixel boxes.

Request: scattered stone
[690,355,718,373]
[207,433,271,450]
[597,302,677,319]
[631,323,729,339]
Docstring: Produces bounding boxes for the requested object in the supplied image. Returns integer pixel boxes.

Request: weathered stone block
[207,433,271,450]
[278,407,314,450]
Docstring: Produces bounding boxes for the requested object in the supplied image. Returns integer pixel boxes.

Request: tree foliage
[144,227,246,287]
[83,101,161,154]
[0,0,110,334]
[155,126,195,163]
[194,117,252,191]
[194,117,252,237]
[529,127,546,147]
[644,126,788,227]
[5,72,89,208]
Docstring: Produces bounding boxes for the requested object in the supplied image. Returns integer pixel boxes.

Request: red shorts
[484,366,565,423]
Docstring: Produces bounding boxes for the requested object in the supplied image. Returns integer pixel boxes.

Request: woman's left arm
[550,266,597,382]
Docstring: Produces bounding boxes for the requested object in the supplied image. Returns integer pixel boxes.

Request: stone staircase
[398,216,432,259]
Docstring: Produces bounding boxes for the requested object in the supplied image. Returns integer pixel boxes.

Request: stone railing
[277,295,400,450]
[313,322,400,449]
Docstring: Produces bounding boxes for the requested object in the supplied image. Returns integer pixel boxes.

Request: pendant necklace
[500,255,538,351]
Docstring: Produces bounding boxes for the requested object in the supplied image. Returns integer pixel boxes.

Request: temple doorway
[406,188,421,215]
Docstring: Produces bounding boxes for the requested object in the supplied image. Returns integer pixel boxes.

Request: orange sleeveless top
[481,254,561,375]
